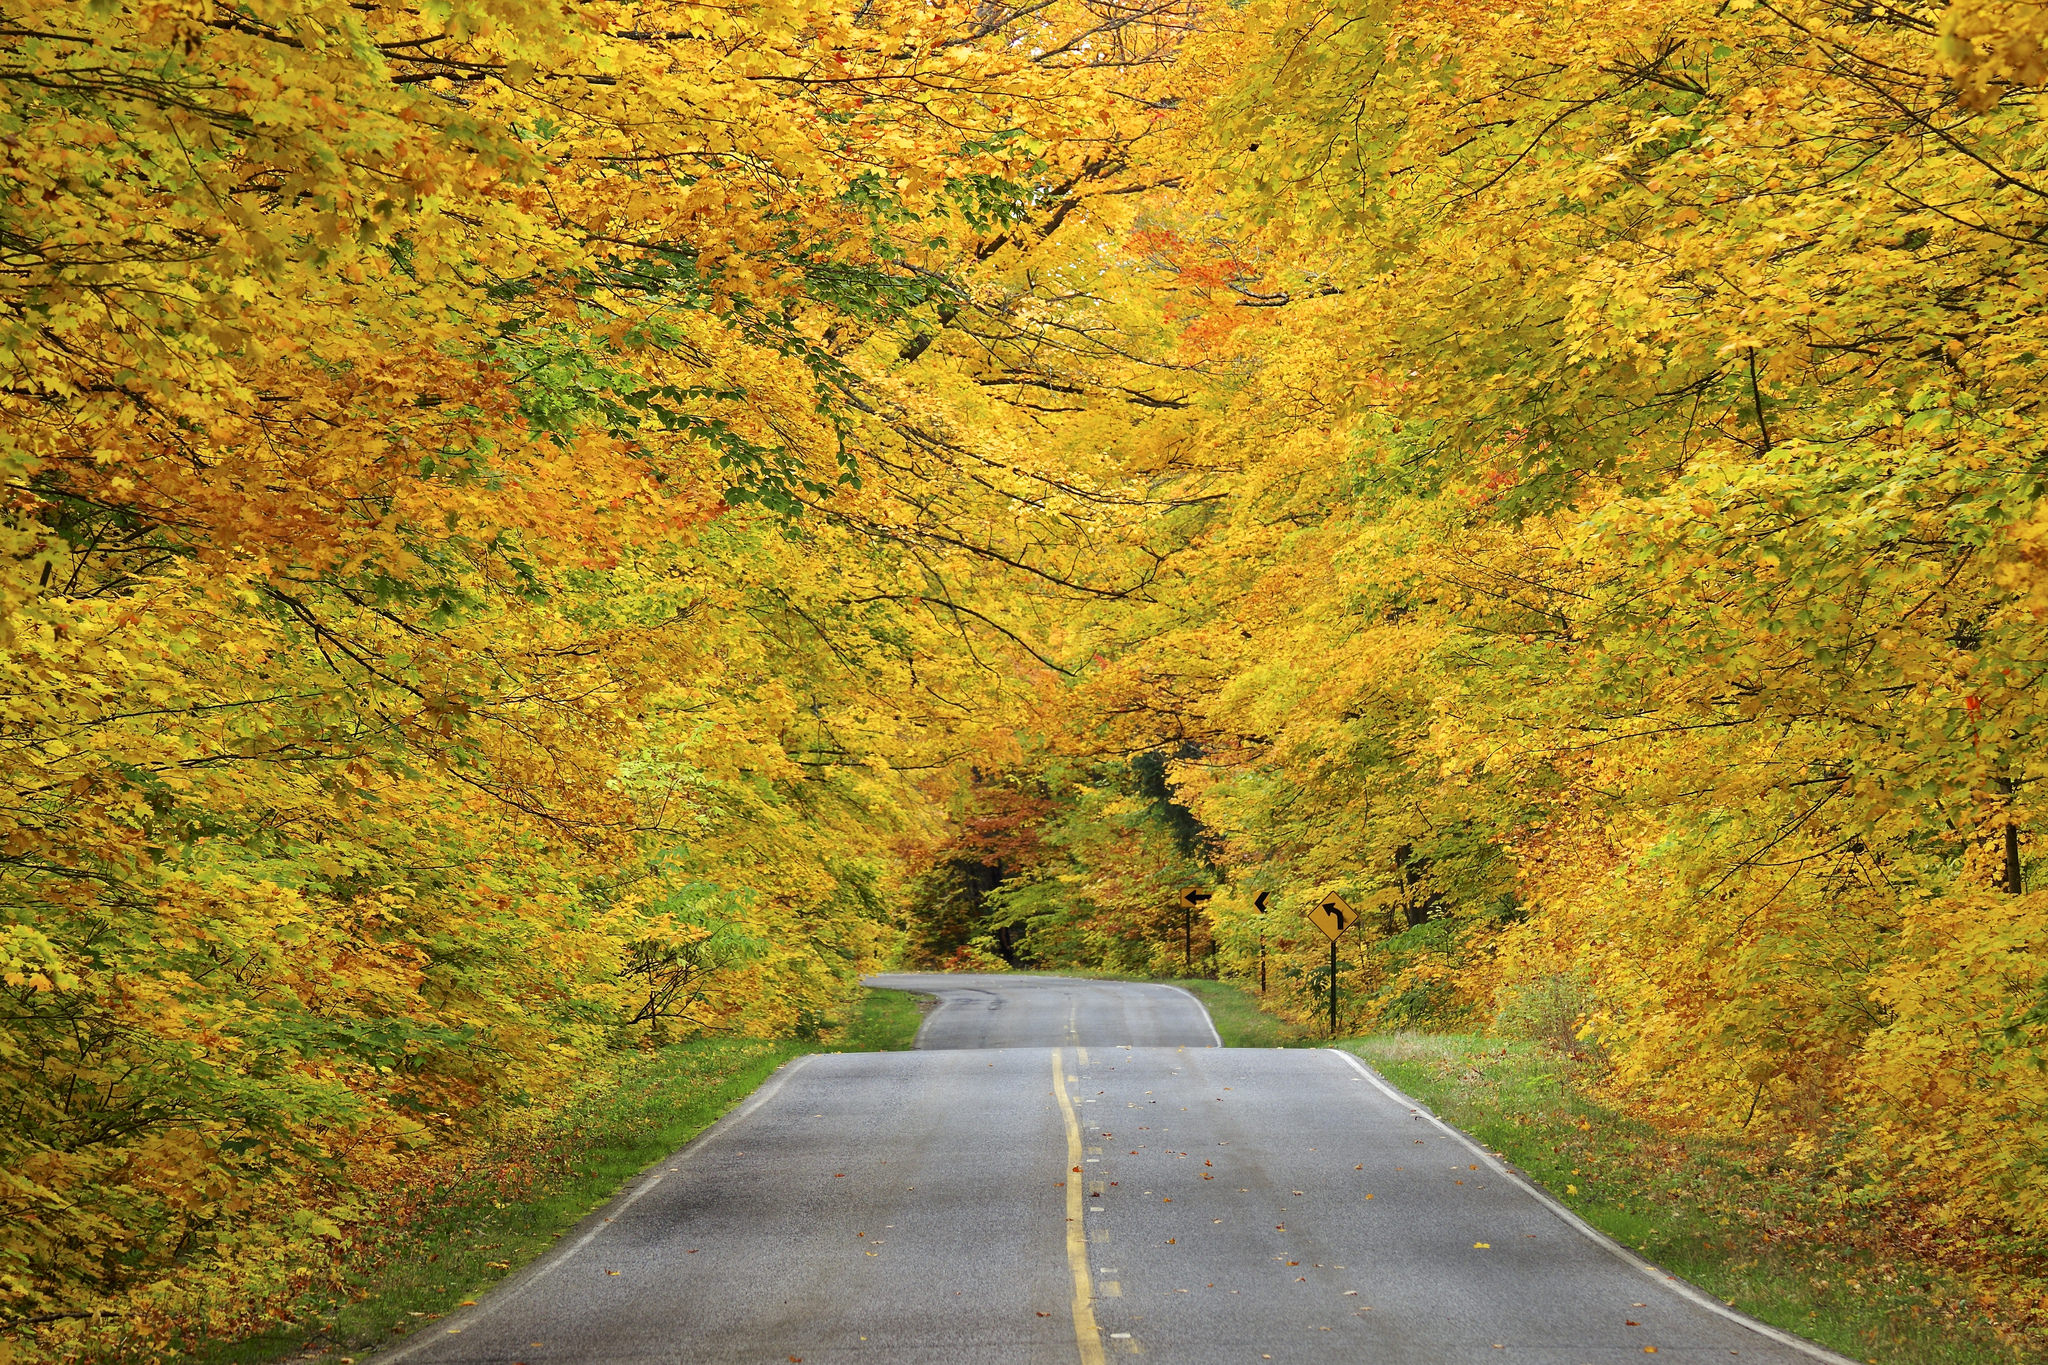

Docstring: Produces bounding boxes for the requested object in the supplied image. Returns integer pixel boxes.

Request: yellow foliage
[0,0,1181,1347]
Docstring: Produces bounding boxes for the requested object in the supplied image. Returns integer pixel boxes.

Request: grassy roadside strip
[176,987,930,1365]
[1341,1034,2045,1365]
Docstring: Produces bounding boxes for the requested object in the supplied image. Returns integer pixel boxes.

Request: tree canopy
[5,0,2046,1351]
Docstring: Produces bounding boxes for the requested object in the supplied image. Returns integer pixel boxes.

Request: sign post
[1178,886,1212,972]
[1306,893,1354,1037]
[1253,889,1270,994]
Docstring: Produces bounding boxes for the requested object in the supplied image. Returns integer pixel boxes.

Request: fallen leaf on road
[1627,1321,1639,1326]
[1166,1238,1176,1244]
[606,1270,619,1276]
[1038,1311,1050,1317]
[1355,1165,1363,1170]
[1474,1242,1491,1249]
[1343,1291,1357,1296]
[834,1174,846,1178]
[1364,1194,1375,1200]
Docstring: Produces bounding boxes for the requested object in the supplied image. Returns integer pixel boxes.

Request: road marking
[375,1054,817,1365]
[1052,1049,1107,1365]
[1154,984,1223,1046]
[1326,1050,1859,1365]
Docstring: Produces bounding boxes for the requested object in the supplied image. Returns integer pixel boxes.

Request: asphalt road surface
[384,974,1849,1365]
[870,972,1221,1050]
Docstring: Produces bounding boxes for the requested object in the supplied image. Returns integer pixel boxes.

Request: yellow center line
[1051,1049,1107,1365]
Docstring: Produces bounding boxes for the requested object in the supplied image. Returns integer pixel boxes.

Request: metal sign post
[1178,886,1212,973]
[1253,889,1270,994]
[1306,893,1354,1037]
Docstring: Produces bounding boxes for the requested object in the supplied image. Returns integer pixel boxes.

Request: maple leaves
[877,0,2048,1270]
[0,0,1193,1347]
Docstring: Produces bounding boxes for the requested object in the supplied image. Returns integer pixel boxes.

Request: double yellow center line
[1051,1049,1107,1365]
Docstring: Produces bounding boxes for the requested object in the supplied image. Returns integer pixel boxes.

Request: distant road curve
[864,972,1221,1050]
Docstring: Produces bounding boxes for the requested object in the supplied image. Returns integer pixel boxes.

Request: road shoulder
[1345,1033,2042,1365]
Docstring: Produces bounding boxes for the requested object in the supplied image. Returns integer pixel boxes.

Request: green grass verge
[833,983,930,1051]
[180,987,928,1365]
[1343,1033,2043,1365]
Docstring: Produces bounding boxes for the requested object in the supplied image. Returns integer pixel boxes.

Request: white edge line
[372,1053,819,1364]
[1156,983,1225,1048]
[1328,1049,1861,1365]
[909,997,935,1048]
[906,984,948,1049]
[860,974,961,1050]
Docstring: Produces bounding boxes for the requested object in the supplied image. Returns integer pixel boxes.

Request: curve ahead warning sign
[1306,893,1353,943]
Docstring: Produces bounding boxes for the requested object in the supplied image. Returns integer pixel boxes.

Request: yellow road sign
[1179,885,1212,909]
[1306,893,1355,943]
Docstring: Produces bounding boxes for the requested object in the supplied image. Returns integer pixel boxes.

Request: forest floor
[1140,972,2042,1365]
[185,988,929,1365]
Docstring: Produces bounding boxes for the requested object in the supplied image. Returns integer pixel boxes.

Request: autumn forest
[5,0,2048,1355]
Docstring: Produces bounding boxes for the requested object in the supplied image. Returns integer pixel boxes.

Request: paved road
[384,975,1847,1365]
[864,972,1220,1050]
